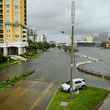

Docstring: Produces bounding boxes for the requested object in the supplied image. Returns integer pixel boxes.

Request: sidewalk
[98,94,110,110]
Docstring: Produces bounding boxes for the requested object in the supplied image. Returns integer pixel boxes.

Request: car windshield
[75,81,82,84]
[82,79,85,82]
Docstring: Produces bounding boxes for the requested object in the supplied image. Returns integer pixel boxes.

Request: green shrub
[0,54,8,64]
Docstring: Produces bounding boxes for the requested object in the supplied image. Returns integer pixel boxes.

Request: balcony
[0,30,3,33]
[0,38,4,43]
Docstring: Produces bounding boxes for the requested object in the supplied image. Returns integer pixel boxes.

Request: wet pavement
[0,80,58,110]
[0,48,110,90]
[0,48,110,110]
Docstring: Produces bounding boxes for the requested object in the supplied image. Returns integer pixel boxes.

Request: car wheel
[67,88,70,93]
[82,85,86,89]
[68,87,75,92]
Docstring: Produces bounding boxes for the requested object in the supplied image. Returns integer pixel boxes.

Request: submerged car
[61,78,86,92]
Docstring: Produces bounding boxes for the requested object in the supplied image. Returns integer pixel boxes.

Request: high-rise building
[84,34,94,43]
[97,32,109,42]
[37,34,47,43]
[0,0,28,56]
[27,28,37,42]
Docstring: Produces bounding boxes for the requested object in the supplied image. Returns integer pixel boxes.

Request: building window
[6,4,10,8]
[6,25,10,32]
[23,35,26,38]
[23,40,26,42]
[15,35,19,38]
[14,0,19,23]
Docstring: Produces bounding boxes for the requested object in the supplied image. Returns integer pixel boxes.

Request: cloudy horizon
[27,0,110,42]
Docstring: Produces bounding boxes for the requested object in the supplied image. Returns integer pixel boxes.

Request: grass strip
[21,51,42,60]
[47,87,109,110]
[0,70,34,90]
[0,60,19,70]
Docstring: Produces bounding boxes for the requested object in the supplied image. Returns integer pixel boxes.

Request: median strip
[47,87,109,110]
[77,64,110,80]
[0,70,34,91]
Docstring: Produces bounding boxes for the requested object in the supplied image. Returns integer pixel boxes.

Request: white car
[61,78,86,92]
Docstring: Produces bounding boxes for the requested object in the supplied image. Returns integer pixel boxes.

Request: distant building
[105,42,110,48]
[37,34,47,42]
[27,28,37,42]
[77,34,96,47]
[96,32,109,42]
[84,34,94,43]
[27,29,48,43]
[49,41,56,45]
[101,41,110,48]
[0,0,28,56]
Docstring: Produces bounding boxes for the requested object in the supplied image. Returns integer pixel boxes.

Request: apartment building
[0,0,28,56]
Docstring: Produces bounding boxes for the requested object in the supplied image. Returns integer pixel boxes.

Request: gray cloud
[27,0,110,41]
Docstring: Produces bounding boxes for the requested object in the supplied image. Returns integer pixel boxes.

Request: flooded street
[0,48,110,89]
[0,48,110,110]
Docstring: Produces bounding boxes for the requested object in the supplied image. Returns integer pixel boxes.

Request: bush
[0,54,8,64]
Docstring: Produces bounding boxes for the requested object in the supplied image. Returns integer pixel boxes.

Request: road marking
[30,83,54,110]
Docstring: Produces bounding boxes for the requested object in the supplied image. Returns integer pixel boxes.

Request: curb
[77,64,110,80]
[95,94,110,110]
[46,86,59,110]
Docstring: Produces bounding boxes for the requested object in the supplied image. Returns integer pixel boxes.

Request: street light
[59,0,76,96]
[69,0,76,95]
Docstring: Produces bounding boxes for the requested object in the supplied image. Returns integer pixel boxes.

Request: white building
[27,29,37,42]
[84,34,95,43]
[27,29,48,43]
[37,34,47,42]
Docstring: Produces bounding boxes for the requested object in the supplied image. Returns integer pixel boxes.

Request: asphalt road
[0,48,110,110]
[28,48,110,89]
[0,80,58,110]
[0,48,110,89]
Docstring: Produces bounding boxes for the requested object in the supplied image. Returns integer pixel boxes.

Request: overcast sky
[27,0,110,42]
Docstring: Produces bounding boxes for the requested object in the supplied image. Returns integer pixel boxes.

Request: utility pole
[70,0,75,94]
[33,31,36,42]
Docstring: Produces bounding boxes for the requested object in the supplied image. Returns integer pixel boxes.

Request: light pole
[70,0,76,94]
[59,0,76,95]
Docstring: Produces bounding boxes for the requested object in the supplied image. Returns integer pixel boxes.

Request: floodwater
[0,47,110,89]
[0,47,110,110]
[79,47,110,77]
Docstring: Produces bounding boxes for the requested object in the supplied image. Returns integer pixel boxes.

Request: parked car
[61,78,86,92]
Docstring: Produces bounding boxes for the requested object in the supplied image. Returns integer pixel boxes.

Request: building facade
[37,34,47,43]
[84,34,95,43]
[0,0,28,56]
[97,32,109,43]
